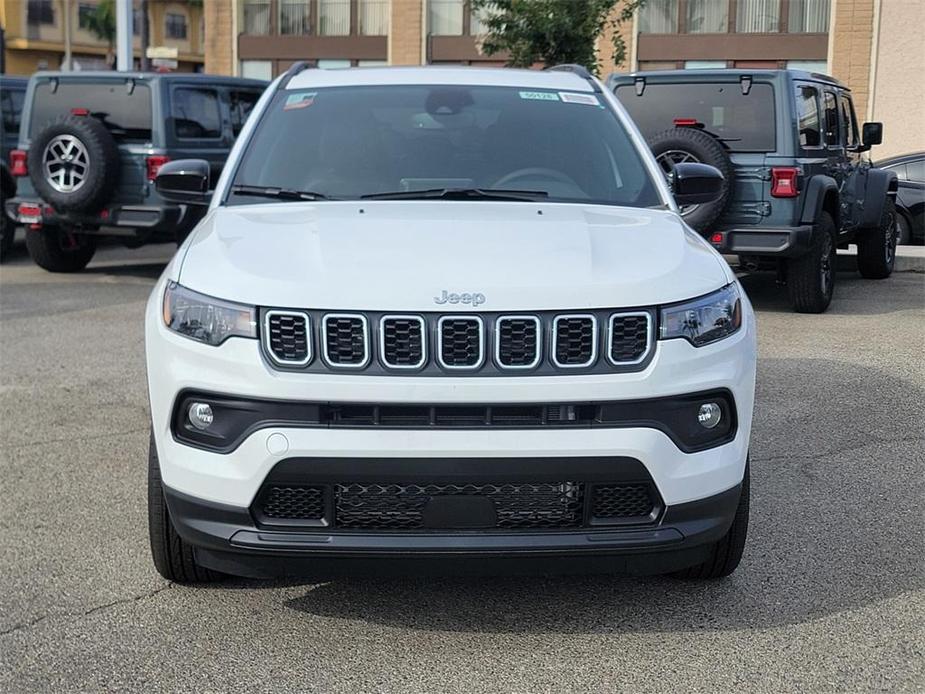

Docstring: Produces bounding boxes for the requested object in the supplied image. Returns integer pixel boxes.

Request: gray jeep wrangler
[6,71,266,272]
[608,69,898,313]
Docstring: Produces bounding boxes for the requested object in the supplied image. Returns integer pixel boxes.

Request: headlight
[659,283,742,347]
[162,282,256,346]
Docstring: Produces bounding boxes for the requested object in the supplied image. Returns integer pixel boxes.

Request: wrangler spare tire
[28,115,120,214]
[648,127,734,234]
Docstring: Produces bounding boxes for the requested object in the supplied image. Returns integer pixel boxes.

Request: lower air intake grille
[438,317,482,368]
[554,315,596,367]
[609,314,650,363]
[260,485,325,520]
[334,482,584,530]
[266,312,310,364]
[381,316,425,368]
[323,315,368,367]
[591,484,656,520]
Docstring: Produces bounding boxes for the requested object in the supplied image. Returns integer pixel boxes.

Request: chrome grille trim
[551,314,598,368]
[607,312,653,366]
[436,315,485,370]
[379,315,427,370]
[263,310,312,366]
[494,315,542,370]
[321,313,370,369]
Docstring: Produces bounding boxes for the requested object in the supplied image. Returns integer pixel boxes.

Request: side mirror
[671,162,725,206]
[156,159,211,205]
[862,122,883,148]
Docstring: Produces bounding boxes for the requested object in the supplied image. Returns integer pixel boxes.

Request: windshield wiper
[360,187,548,202]
[230,184,333,201]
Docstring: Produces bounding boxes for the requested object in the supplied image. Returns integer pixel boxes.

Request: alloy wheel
[43,134,90,193]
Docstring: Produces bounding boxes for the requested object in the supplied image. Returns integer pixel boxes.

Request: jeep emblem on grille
[434,290,486,307]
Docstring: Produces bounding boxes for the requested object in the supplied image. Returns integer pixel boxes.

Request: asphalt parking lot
[0,236,922,693]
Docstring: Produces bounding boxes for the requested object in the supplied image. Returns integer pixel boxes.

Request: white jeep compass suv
[146,65,757,582]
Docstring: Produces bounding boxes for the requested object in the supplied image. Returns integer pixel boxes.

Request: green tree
[85,0,117,68]
[471,0,646,75]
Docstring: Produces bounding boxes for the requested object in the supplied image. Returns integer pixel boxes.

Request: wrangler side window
[838,94,859,148]
[795,85,821,148]
[172,87,222,140]
[823,91,839,147]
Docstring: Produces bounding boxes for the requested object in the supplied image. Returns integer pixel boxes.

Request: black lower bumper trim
[164,480,743,578]
[711,225,814,257]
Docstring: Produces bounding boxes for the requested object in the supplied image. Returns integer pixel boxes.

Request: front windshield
[228,84,661,207]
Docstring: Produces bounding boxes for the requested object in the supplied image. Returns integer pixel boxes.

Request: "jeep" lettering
[433,290,486,307]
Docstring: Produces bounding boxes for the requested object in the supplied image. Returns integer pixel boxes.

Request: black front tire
[857,197,897,279]
[25,226,97,272]
[148,431,222,583]
[672,462,750,580]
[787,211,837,313]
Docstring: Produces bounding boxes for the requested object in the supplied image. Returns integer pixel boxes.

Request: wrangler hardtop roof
[607,68,847,90]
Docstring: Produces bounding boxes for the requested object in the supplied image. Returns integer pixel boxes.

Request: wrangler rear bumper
[709,225,814,257]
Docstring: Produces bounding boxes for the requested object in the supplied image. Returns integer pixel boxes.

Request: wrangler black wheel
[857,197,897,279]
[787,212,836,313]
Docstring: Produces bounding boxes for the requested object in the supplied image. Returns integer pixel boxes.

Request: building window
[359,0,389,36]
[787,60,828,73]
[166,12,188,40]
[318,0,351,36]
[685,60,727,68]
[77,3,96,30]
[27,0,55,25]
[357,59,388,66]
[788,0,830,32]
[280,1,311,35]
[687,0,728,33]
[795,85,821,147]
[133,8,143,36]
[430,0,464,36]
[316,59,352,69]
[244,0,272,34]
[241,59,273,80]
[638,0,678,34]
[736,0,780,33]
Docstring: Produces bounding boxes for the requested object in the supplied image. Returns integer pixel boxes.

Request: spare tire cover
[28,114,120,214]
[648,127,735,235]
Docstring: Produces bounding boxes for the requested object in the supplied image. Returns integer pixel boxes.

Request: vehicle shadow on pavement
[281,357,923,633]
[738,269,916,316]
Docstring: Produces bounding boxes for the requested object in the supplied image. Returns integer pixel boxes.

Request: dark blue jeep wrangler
[5,71,266,272]
[607,69,898,313]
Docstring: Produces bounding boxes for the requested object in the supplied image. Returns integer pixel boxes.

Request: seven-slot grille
[380,316,425,368]
[261,311,653,372]
[323,314,369,367]
[553,315,597,367]
[265,311,311,365]
[438,316,484,369]
[496,316,541,369]
[608,313,651,364]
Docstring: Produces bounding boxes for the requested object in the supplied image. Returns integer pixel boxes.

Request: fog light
[697,402,722,429]
[188,402,214,430]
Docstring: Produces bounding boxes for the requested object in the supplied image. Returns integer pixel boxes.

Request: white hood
[177,201,732,311]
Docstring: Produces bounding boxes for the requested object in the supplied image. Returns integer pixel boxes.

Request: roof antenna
[740,75,752,96]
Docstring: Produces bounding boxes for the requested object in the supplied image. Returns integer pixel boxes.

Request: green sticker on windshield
[519,91,559,101]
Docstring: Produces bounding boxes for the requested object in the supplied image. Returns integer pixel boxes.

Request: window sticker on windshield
[284,92,316,110]
[559,92,599,106]
[519,91,559,101]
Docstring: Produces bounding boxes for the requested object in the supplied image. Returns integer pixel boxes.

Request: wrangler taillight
[10,149,27,177]
[770,167,800,198]
[146,155,170,181]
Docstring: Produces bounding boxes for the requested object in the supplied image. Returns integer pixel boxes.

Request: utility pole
[115,0,134,71]
[140,0,150,71]
[63,0,73,70]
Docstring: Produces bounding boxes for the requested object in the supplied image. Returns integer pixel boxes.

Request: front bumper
[166,477,743,578]
[708,225,814,257]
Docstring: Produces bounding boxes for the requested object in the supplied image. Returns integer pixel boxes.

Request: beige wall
[869,0,925,159]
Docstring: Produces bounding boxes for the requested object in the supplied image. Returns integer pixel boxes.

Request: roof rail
[281,61,312,87]
[545,64,601,92]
